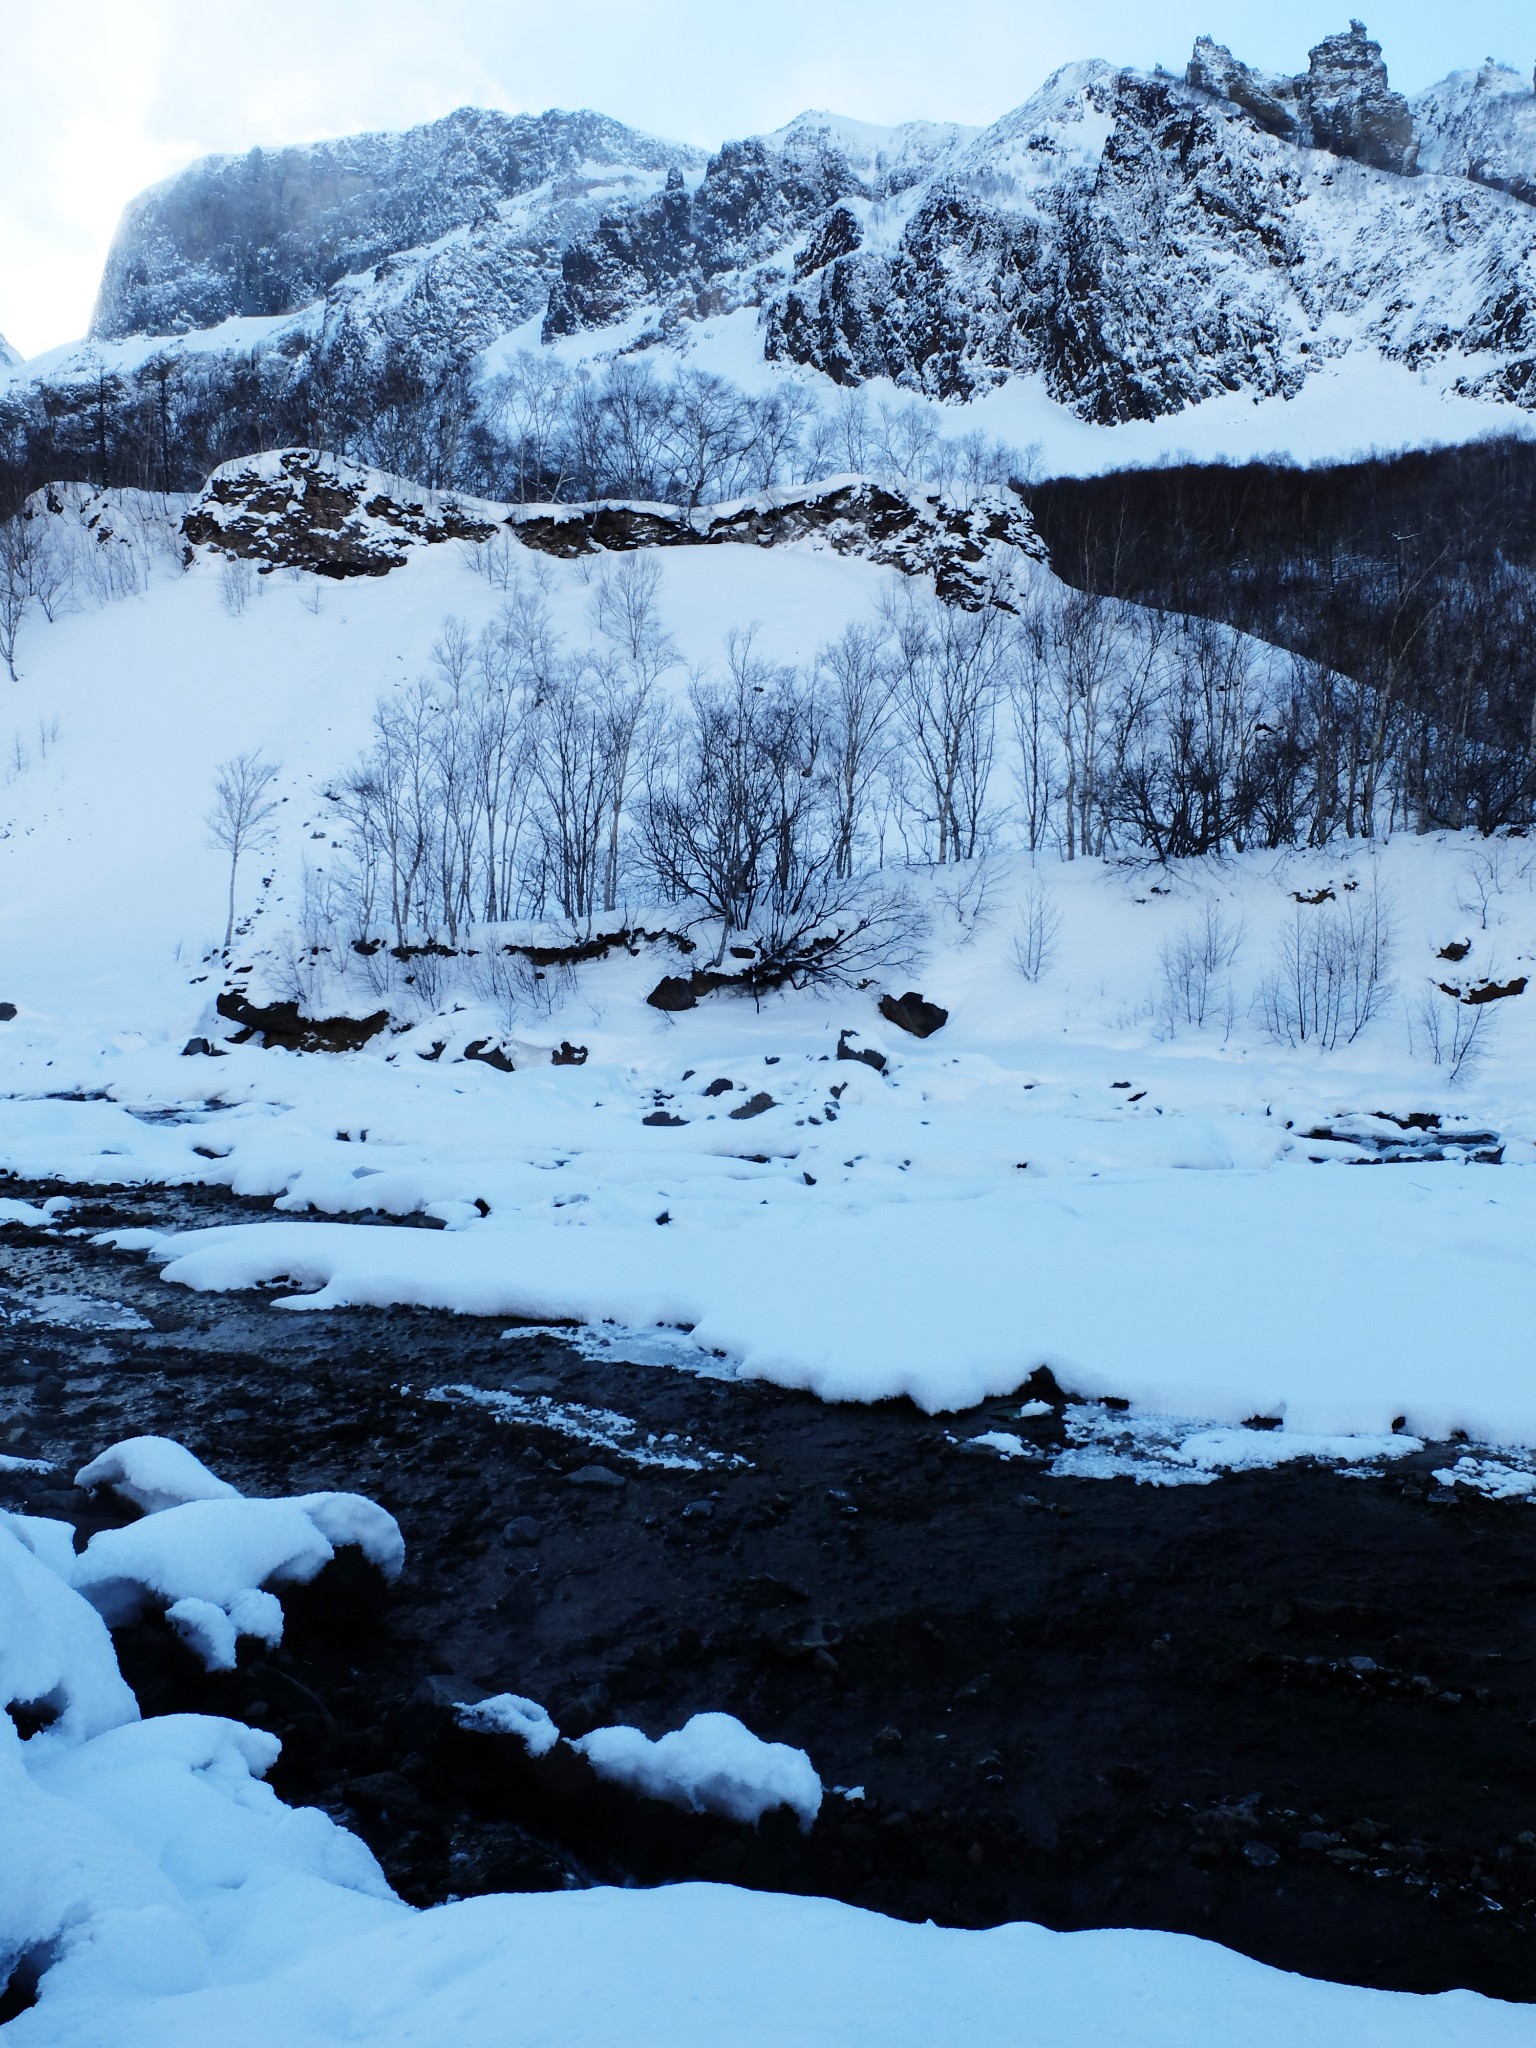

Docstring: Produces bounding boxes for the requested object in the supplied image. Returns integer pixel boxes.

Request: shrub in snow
[1255,883,1394,1049]
[456,1692,560,1756]
[1155,902,1242,1035]
[75,1435,241,1515]
[575,1710,822,1830]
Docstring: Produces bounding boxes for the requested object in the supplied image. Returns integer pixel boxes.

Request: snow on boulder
[0,1522,138,1749]
[72,1489,404,1670]
[456,1693,561,1756]
[181,448,500,579]
[75,1435,241,1516]
[575,1711,822,1830]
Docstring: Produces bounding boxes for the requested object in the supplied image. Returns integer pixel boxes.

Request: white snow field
[3,493,1536,1446]
[1,1480,1531,2047]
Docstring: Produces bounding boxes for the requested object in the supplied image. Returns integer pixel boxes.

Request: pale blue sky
[2,1,1531,356]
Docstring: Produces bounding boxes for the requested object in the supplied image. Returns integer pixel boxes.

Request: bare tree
[885,584,1012,863]
[816,623,895,878]
[208,752,282,953]
[0,515,37,680]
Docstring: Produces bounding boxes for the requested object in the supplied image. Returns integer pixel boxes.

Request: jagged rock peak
[1305,20,1417,174]
[1188,21,1417,175]
[0,333,21,372]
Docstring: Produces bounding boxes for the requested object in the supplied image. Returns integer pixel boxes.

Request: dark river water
[4,1180,1535,2003]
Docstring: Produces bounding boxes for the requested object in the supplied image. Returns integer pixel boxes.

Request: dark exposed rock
[463,1039,517,1073]
[509,477,1043,610]
[646,976,698,1013]
[1189,22,1418,176]
[1303,21,1418,176]
[0,1003,16,1023]
[1187,38,1304,143]
[836,1031,888,1073]
[567,1464,626,1490]
[551,1042,589,1067]
[182,449,497,578]
[214,988,388,1053]
[727,1092,776,1120]
[878,991,949,1038]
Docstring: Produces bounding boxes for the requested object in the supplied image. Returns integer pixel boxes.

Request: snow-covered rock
[74,1437,240,1516]
[181,449,500,578]
[66,1459,404,1673]
[456,1693,561,1756]
[1412,59,1536,205]
[575,1711,823,1830]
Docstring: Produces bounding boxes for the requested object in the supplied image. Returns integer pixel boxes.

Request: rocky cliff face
[763,57,1536,420]
[181,450,1042,607]
[1413,60,1536,206]
[90,107,704,340]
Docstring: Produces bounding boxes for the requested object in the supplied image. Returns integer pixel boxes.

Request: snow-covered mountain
[0,332,21,373]
[89,107,704,343]
[1413,58,1536,204]
[7,20,1536,505]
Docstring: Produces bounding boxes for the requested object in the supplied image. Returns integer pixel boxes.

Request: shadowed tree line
[1025,439,1536,837]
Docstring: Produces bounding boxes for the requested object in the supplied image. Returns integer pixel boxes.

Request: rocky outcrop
[766,56,1536,420]
[181,453,1041,603]
[507,477,1044,607]
[1301,21,1418,175]
[182,450,498,576]
[91,108,703,340]
[1188,22,1416,175]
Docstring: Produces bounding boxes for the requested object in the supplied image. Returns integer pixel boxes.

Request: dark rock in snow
[551,1041,589,1066]
[215,987,388,1053]
[836,1030,887,1073]
[727,1092,776,1120]
[0,1003,16,1023]
[182,449,497,579]
[464,1039,517,1073]
[878,991,948,1038]
[647,976,698,1013]
[643,1111,688,1127]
